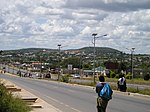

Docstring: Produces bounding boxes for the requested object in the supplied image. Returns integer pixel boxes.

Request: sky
[0,0,150,54]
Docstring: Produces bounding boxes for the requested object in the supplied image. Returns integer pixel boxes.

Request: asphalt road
[1,64,150,90]
[0,73,150,112]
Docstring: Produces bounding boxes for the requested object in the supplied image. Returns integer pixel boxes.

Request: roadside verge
[1,78,61,112]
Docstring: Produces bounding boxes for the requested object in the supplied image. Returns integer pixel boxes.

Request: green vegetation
[105,77,150,86]
[1,47,150,96]
[79,76,150,86]
[0,81,31,112]
[61,75,69,83]
[110,85,150,95]
[65,76,150,95]
[144,74,150,80]
[105,77,150,95]
[61,57,81,68]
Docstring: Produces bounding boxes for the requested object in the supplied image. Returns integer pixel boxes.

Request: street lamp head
[103,34,107,36]
[58,44,61,47]
[132,48,135,51]
[92,33,97,36]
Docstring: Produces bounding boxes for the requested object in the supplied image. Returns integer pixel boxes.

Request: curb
[113,90,150,99]
[1,78,61,112]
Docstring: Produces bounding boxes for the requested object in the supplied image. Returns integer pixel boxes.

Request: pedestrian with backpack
[96,76,113,112]
[117,74,127,92]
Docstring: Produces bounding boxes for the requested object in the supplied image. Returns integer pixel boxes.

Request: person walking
[96,76,112,112]
[117,74,127,92]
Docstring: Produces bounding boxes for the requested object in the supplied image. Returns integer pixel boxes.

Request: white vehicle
[73,74,81,79]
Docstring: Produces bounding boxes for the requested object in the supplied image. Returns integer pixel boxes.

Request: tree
[118,62,126,74]
[82,63,92,70]
[61,57,80,68]
[0,50,3,54]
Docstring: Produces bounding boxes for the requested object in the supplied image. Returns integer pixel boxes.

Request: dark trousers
[119,85,127,92]
[97,97,108,112]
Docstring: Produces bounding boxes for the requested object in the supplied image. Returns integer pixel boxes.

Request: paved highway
[1,64,150,90]
[0,73,150,112]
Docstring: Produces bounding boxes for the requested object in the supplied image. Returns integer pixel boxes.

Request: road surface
[1,64,150,90]
[0,73,150,112]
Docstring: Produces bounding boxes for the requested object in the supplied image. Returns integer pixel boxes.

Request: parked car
[73,74,81,79]
[45,73,51,78]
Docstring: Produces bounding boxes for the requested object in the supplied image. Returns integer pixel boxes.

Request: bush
[125,74,132,79]
[106,70,115,78]
[0,83,31,112]
[110,71,116,78]
[61,75,69,83]
[115,74,119,78]
[110,73,116,78]
[106,72,110,78]
[144,74,150,81]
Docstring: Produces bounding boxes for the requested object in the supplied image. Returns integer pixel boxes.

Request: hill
[2,47,122,55]
[65,47,122,55]
[79,47,121,54]
[2,48,58,55]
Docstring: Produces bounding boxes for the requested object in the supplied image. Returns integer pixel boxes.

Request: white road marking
[46,96,82,112]
[24,85,81,112]
[68,89,75,93]
[53,86,58,89]
[60,102,64,105]
[65,104,69,107]
[46,96,60,103]
[71,107,82,112]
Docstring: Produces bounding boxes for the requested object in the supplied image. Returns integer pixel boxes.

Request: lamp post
[126,48,135,79]
[40,49,46,78]
[58,44,61,81]
[131,48,135,79]
[92,33,107,84]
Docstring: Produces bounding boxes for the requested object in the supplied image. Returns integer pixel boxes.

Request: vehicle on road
[72,74,81,79]
[45,73,51,78]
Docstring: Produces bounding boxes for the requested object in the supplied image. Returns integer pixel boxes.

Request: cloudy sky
[0,0,150,54]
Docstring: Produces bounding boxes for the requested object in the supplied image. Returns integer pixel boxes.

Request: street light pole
[58,44,61,81]
[92,33,107,84]
[131,48,135,79]
[92,33,97,84]
[126,47,135,79]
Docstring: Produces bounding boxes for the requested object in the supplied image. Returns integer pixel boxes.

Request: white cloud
[0,0,150,54]
[81,26,91,35]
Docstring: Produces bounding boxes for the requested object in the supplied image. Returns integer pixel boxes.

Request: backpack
[99,83,113,101]
[119,77,125,85]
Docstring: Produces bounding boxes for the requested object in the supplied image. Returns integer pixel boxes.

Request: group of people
[96,74,127,112]
[17,70,33,78]
[0,67,6,73]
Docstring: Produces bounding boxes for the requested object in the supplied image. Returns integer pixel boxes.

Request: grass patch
[68,77,150,95]
[104,77,150,86]
[110,84,150,95]
[69,80,95,87]
[49,74,150,95]
[81,76,150,86]
[127,87,150,95]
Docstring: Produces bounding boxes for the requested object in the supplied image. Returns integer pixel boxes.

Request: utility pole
[92,33,107,84]
[126,48,135,79]
[92,33,97,84]
[58,44,61,81]
[131,48,135,79]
